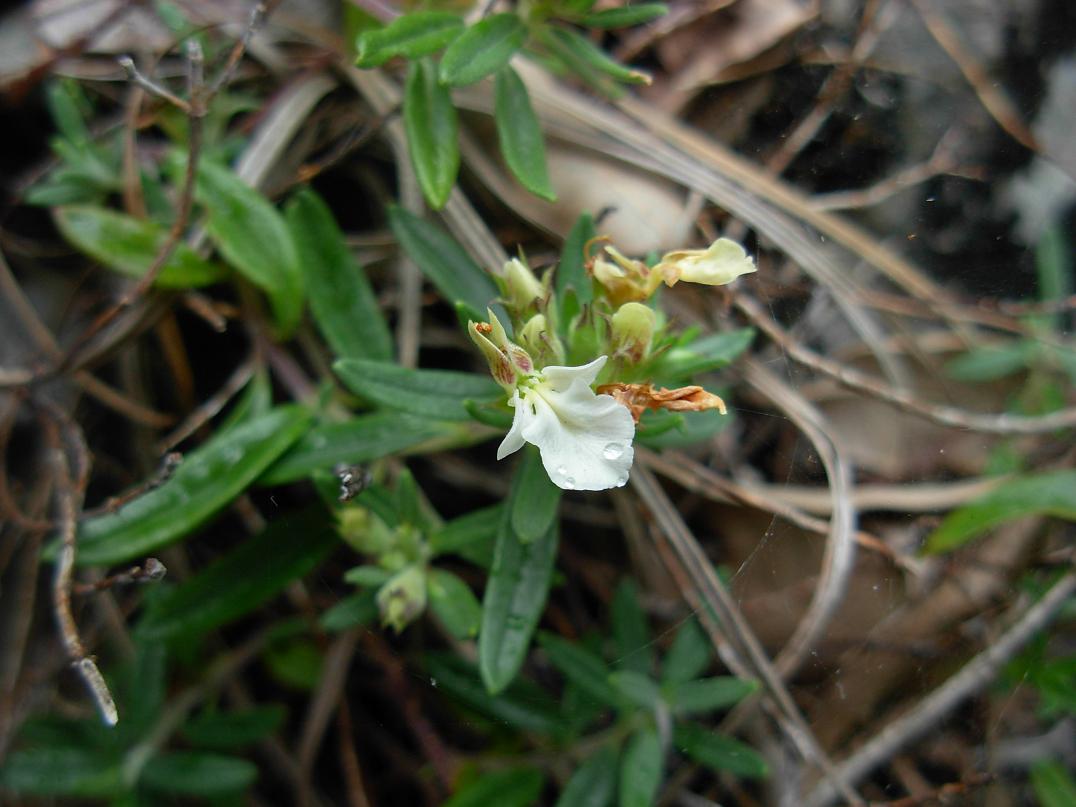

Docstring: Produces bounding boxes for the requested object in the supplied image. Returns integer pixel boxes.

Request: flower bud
[468,309,533,392]
[376,564,427,633]
[610,302,656,364]
[518,313,564,368]
[655,238,755,287]
[503,257,544,314]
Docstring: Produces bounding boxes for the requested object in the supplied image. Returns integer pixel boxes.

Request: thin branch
[805,571,1076,807]
[37,399,118,726]
[157,355,257,452]
[73,558,166,595]
[734,291,1076,435]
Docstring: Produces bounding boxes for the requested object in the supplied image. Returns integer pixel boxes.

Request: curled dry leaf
[597,382,727,422]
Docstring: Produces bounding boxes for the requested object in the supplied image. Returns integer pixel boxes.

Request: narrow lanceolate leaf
[355,11,464,67]
[196,160,303,333]
[388,206,503,321]
[1032,759,1076,807]
[425,653,562,736]
[334,358,501,420]
[54,206,225,288]
[673,724,768,779]
[925,470,1076,554]
[578,4,668,28]
[181,705,287,750]
[443,768,544,807]
[286,188,392,361]
[140,752,257,796]
[543,27,651,86]
[555,746,618,807]
[404,58,459,209]
[73,406,311,566]
[0,748,121,798]
[511,446,561,543]
[494,66,556,201]
[652,329,755,380]
[479,481,559,694]
[428,568,482,639]
[661,618,711,684]
[138,507,336,638]
[619,729,662,807]
[538,631,619,707]
[440,13,527,87]
[261,412,483,485]
[664,676,757,716]
[612,579,654,675]
[608,671,661,711]
[557,212,596,334]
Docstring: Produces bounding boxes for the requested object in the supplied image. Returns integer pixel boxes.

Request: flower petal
[522,379,635,491]
[538,355,607,392]
[496,391,529,460]
[658,238,755,287]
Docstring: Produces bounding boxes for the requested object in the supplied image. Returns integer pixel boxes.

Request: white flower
[497,356,635,491]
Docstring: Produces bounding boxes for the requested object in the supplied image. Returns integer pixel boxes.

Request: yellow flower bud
[592,246,663,306]
[377,564,427,633]
[504,257,544,314]
[610,302,656,364]
[518,313,565,368]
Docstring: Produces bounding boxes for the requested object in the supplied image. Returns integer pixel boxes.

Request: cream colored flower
[656,238,756,287]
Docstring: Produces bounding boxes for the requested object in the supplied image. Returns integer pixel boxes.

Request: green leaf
[674,724,768,779]
[181,706,287,750]
[619,729,662,807]
[1032,759,1076,807]
[612,579,653,675]
[54,206,225,288]
[1035,226,1071,331]
[425,653,562,735]
[137,507,337,638]
[556,746,618,807]
[388,205,503,320]
[664,676,756,716]
[577,4,668,28]
[344,565,393,586]
[430,504,504,555]
[140,751,257,796]
[661,618,711,684]
[335,358,500,420]
[925,470,1076,554]
[195,159,303,333]
[440,13,527,87]
[286,188,392,361]
[557,213,596,321]
[0,748,121,797]
[262,411,477,485]
[320,589,379,632]
[355,11,464,67]
[72,406,311,566]
[428,568,482,639]
[404,58,459,209]
[494,66,556,201]
[542,27,650,86]
[511,446,561,543]
[264,637,324,690]
[479,476,559,694]
[444,768,544,807]
[945,343,1030,382]
[653,329,755,380]
[608,670,661,711]
[638,408,730,450]
[538,631,619,707]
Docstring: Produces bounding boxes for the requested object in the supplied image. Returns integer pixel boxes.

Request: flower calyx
[502,256,547,317]
[468,309,534,393]
[518,313,565,369]
[610,302,657,365]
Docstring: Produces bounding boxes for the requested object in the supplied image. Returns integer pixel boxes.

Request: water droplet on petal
[556,465,568,477]
[563,476,576,489]
[602,442,624,460]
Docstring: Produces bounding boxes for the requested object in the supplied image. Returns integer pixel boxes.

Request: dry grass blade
[631,464,864,805]
[805,571,1076,807]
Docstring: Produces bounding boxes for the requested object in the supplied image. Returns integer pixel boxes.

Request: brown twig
[158,355,257,452]
[36,398,118,726]
[734,291,1076,435]
[73,558,166,595]
[805,571,1076,807]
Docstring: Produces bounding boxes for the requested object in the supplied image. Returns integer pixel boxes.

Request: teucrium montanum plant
[469,238,756,491]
